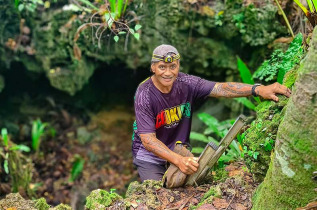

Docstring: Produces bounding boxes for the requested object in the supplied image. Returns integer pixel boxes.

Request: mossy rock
[125,180,163,209]
[0,193,36,210]
[35,198,50,210]
[52,203,72,210]
[85,189,122,210]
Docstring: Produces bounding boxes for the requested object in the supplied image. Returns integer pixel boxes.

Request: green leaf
[18,4,24,11]
[117,0,123,18]
[15,0,20,8]
[105,13,115,29]
[114,35,119,42]
[294,0,309,15]
[109,0,116,13]
[135,24,142,31]
[4,159,9,174]
[118,31,126,35]
[133,33,140,40]
[70,155,85,182]
[129,28,135,34]
[192,147,204,154]
[234,97,256,110]
[237,56,254,85]
[312,0,317,10]
[307,0,314,12]
[253,152,259,160]
[1,128,9,147]
[198,113,221,137]
[10,145,31,152]
[189,132,209,143]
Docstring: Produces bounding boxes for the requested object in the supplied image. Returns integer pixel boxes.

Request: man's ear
[151,63,155,73]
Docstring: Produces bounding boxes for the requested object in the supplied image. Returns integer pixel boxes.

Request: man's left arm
[209,82,291,102]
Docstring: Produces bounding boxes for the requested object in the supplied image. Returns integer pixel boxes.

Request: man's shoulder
[136,77,152,93]
[134,77,153,104]
[177,72,201,85]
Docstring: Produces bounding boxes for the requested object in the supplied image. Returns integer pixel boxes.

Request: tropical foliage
[253,33,304,84]
[190,113,241,166]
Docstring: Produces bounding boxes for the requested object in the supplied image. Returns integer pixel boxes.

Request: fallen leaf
[212,198,228,209]
[197,204,216,210]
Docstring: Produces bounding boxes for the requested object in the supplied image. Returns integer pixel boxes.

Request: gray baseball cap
[151,44,180,63]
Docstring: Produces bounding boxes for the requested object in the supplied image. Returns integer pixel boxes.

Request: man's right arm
[139,133,199,175]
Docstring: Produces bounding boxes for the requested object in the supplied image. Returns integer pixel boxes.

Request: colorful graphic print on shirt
[155,102,191,129]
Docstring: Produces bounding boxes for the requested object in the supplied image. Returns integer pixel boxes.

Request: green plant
[233,12,246,33]
[253,33,304,84]
[260,137,274,152]
[190,113,241,166]
[0,128,33,196]
[73,0,142,57]
[1,128,30,174]
[243,146,259,160]
[69,154,85,182]
[236,56,261,106]
[294,0,317,27]
[31,119,48,152]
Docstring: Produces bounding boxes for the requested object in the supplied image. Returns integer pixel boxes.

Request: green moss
[213,167,229,182]
[283,67,298,88]
[126,180,162,197]
[125,180,163,209]
[85,189,122,210]
[53,203,72,210]
[252,27,317,210]
[35,198,50,210]
[243,97,288,182]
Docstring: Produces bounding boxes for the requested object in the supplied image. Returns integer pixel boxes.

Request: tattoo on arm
[209,82,252,98]
[140,133,171,156]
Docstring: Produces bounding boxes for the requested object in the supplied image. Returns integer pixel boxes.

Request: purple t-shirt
[132,72,216,164]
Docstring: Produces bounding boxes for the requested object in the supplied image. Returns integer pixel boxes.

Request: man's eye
[171,65,176,69]
[159,66,166,70]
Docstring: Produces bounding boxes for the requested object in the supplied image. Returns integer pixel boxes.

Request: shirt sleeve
[190,75,216,101]
[134,88,156,134]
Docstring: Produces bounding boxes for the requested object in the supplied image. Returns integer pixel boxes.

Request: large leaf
[189,132,209,143]
[192,147,204,154]
[234,97,256,110]
[198,113,221,137]
[109,0,116,13]
[70,156,85,182]
[237,56,254,85]
[117,0,123,18]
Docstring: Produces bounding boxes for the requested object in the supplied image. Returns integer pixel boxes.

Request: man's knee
[133,159,167,182]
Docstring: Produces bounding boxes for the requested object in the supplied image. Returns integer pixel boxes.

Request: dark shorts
[133,158,167,182]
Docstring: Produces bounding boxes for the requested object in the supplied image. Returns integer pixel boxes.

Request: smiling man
[132,44,291,182]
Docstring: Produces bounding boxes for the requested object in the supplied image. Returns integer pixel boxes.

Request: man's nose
[164,68,172,75]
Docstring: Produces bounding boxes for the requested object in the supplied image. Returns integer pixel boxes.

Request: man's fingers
[271,95,279,102]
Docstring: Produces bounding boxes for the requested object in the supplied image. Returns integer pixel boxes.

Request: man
[132,44,291,182]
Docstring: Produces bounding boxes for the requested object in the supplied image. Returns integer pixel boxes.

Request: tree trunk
[252,27,317,209]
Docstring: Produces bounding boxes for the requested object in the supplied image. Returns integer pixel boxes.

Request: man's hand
[256,82,291,102]
[176,156,199,175]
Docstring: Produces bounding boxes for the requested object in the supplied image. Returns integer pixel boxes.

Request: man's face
[151,60,180,89]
